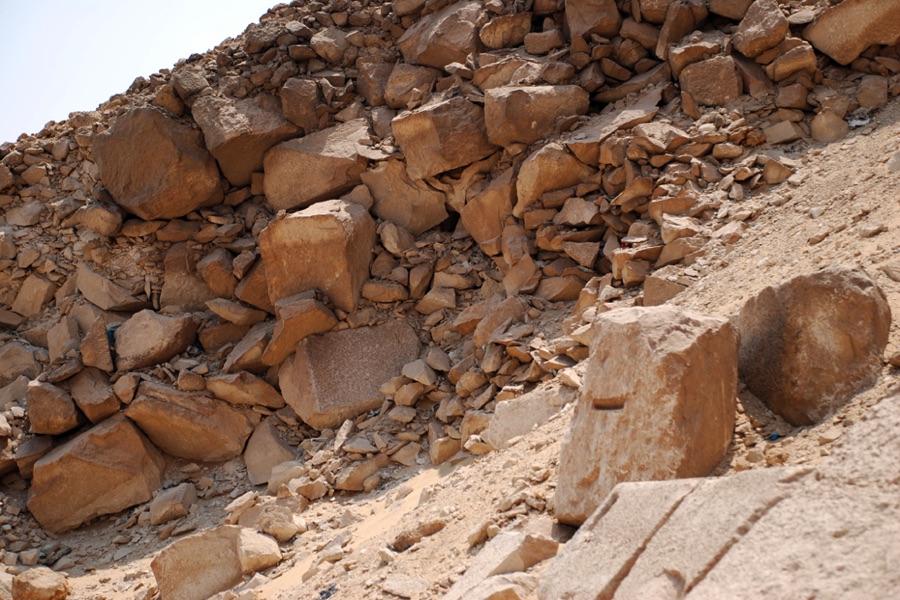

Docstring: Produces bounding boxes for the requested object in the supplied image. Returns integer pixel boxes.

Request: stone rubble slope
[0,0,898,598]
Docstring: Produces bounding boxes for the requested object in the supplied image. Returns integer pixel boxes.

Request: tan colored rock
[485,86,589,147]
[566,0,622,45]
[258,199,375,313]
[732,0,788,59]
[356,59,393,108]
[192,94,299,187]
[12,274,57,318]
[151,526,281,600]
[206,299,267,327]
[114,310,197,371]
[460,169,515,256]
[196,248,237,298]
[279,321,420,430]
[513,143,594,217]
[392,97,497,181]
[159,243,216,312]
[804,0,900,65]
[0,343,39,381]
[335,454,390,491]
[223,322,273,374]
[679,56,741,106]
[655,0,708,60]
[67,367,120,423]
[150,482,196,525]
[765,42,817,81]
[361,159,448,235]
[262,294,338,367]
[310,26,349,63]
[27,416,164,533]
[244,418,295,485]
[764,120,804,145]
[480,12,532,49]
[26,381,81,436]
[737,265,890,426]
[397,0,482,69]
[555,306,738,525]
[280,77,320,132]
[93,107,223,220]
[643,271,688,306]
[234,259,275,314]
[709,0,753,20]
[857,75,889,110]
[76,263,150,312]
[263,119,370,211]
[810,109,850,144]
[0,164,13,191]
[486,385,576,450]
[206,372,285,409]
[125,382,257,462]
[384,63,440,110]
[11,567,68,600]
[47,316,79,364]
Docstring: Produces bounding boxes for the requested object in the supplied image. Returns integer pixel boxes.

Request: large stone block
[26,380,82,436]
[391,97,498,180]
[737,265,890,426]
[566,0,622,43]
[263,119,370,211]
[554,305,738,525]
[27,415,164,533]
[125,382,257,462]
[397,0,482,69]
[804,0,900,65]
[679,55,742,106]
[192,94,299,187]
[279,321,420,430]
[732,0,789,58]
[360,159,448,235]
[114,310,198,371]
[92,107,223,220]
[484,85,589,147]
[258,199,375,313]
[513,142,594,217]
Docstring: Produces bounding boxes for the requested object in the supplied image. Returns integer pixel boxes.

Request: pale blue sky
[0,0,275,144]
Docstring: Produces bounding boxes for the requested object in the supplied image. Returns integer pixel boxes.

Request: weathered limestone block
[27,416,165,533]
[480,12,532,49]
[12,274,57,318]
[258,199,375,313]
[263,119,370,211]
[279,321,420,430]
[26,381,82,436]
[485,85,589,147]
[513,143,594,217]
[11,567,69,600]
[555,305,738,525]
[192,94,299,187]
[151,526,281,600]
[92,107,223,220]
[384,63,441,110]
[244,418,295,485]
[114,310,197,371]
[150,482,197,525]
[67,367,120,424]
[262,294,338,367]
[280,77,320,132]
[804,0,900,65]
[397,0,482,69]
[732,0,789,59]
[460,168,515,256]
[125,382,257,462]
[392,97,498,180]
[679,56,742,106]
[361,159,448,235]
[737,265,890,425]
[205,371,285,409]
[566,0,622,44]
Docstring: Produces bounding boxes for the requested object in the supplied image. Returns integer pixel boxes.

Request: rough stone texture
[205,372,285,409]
[732,0,789,59]
[566,0,622,43]
[192,94,299,186]
[67,367,120,424]
[485,85,589,147]
[384,63,441,110]
[27,416,164,533]
[11,567,69,600]
[114,310,197,371]
[92,107,223,220]
[150,482,197,525]
[391,97,497,180]
[263,119,370,211]
[361,159,448,235]
[804,0,900,65]
[77,264,150,313]
[280,77,320,131]
[736,265,890,425]
[12,274,57,318]
[244,418,296,485]
[262,295,338,367]
[151,526,281,600]
[0,343,39,381]
[555,306,739,525]
[397,1,482,69]
[709,0,753,20]
[513,143,595,217]
[258,199,375,313]
[279,321,420,430]
[480,12,532,50]
[679,56,742,106]
[459,169,515,256]
[159,243,217,312]
[125,382,257,462]
[485,385,576,450]
[26,381,81,436]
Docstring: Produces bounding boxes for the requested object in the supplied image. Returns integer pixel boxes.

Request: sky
[0,0,276,144]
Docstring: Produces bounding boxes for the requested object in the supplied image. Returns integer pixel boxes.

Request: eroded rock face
[93,107,223,220]
[124,382,257,462]
[27,416,164,533]
[391,97,497,180]
[397,0,482,69]
[361,159,448,235]
[114,310,198,371]
[737,265,891,426]
[804,0,900,65]
[554,305,739,525]
[279,321,420,430]
[192,94,300,187]
[263,119,370,211]
[258,199,375,313]
[484,85,590,147]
